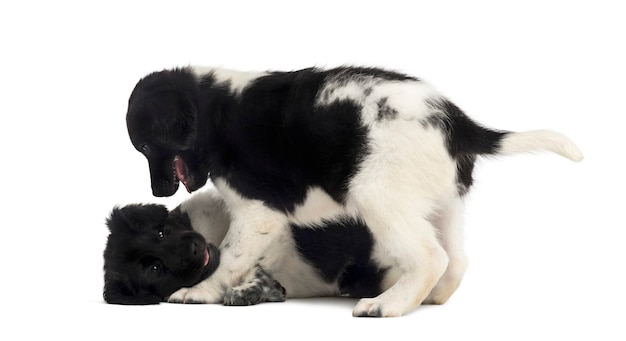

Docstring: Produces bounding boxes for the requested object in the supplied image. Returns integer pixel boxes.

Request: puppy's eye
[150,264,161,273]
[140,144,149,154]
[157,230,165,239]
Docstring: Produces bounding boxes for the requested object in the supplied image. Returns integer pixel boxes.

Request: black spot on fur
[425,98,508,195]
[326,66,418,83]
[291,218,385,298]
[376,97,398,121]
[201,69,371,210]
[455,154,476,196]
[425,98,507,156]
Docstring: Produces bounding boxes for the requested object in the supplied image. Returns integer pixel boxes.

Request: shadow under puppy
[103,188,388,305]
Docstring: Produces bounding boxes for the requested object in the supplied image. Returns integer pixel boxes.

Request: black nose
[191,240,202,256]
[180,233,206,260]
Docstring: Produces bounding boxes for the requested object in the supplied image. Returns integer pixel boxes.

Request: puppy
[103,188,387,305]
[126,66,583,317]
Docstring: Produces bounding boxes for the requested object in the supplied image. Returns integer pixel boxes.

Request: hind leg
[346,118,458,316]
[223,265,286,306]
[349,189,449,317]
[424,196,468,304]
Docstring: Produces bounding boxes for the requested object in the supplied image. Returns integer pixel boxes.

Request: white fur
[499,129,584,161]
[179,188,230,245]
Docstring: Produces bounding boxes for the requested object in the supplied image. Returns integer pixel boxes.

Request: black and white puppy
[103,188,385,305]
[126,66,583,317]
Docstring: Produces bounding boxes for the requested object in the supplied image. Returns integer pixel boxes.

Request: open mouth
[173,156,192,193]
[199,244,220,281]
[203,247,210,267]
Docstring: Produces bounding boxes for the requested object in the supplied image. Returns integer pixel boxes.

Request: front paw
[168,286,222,304]
[352,297,404,318]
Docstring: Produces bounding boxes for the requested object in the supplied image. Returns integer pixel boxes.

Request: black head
[126,68,209,197]
[103,203,219,305]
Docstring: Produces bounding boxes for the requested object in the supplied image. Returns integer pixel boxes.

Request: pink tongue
[203,249,210,267]
[174,156,191,193]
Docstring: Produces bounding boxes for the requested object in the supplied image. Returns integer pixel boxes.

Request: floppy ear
[149,90,198,150]
[103,271,162,305]
[127,68,200,150]
[106,204,169,233]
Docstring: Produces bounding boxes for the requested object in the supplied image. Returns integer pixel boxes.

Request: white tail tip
[499,130,584,162]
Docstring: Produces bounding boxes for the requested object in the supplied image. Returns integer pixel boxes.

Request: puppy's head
[103,203,219,305]
[126,68,209,197]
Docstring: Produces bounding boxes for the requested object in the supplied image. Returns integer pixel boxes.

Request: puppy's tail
[495,130,584,162]
[430,98,583,162]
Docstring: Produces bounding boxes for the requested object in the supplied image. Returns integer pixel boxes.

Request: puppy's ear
[127,68,200,150]
[103,271,162,305]
[106,204,169,233]
[150,91,198,150]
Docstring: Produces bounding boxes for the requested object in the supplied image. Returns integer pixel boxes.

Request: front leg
[169,184,289,304]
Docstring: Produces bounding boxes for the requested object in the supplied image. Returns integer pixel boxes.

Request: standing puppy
[126,66,583,317]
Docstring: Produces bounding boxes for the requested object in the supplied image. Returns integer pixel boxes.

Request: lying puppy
[103,188,387,305]
[126,65,583,317]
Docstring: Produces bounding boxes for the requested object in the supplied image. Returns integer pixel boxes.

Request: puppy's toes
[224,287,262,306]
[353,299,383,317]
[353,298,404,318]
[167,287,220,304]
[167,288,190,304]
[181,287,220,304]
[265,280,286,302]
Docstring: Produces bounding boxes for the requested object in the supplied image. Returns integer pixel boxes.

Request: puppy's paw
[265,280,287,303]
[168,286,221,304]
[353,298,403,318]
[167,288,189,304]
[223,280,286,306]
[224,286,262,306]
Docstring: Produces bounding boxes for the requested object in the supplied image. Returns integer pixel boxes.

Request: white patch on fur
[365,82,440,124]
[179,187,230,245]
[191,66,267,95]
[316,78,376,106]
[287,187,357,226]
[315,75,439,125]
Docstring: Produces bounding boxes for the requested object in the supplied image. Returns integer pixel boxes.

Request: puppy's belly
[287,187,356,226]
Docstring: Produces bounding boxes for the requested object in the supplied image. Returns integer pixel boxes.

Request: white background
[1,0,624,339]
